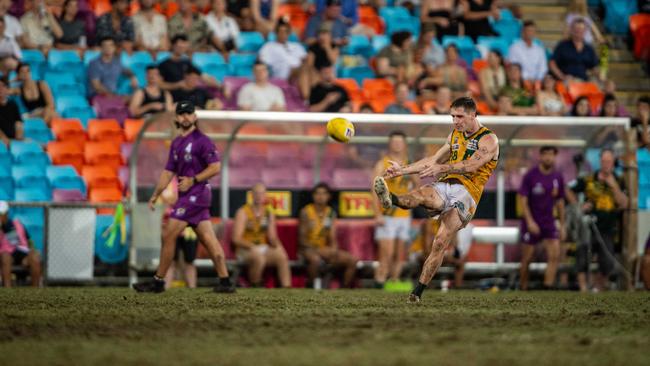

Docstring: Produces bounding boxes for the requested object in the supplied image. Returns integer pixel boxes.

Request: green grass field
[1,288,649,366]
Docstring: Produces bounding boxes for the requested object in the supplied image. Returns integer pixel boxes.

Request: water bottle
[314,277,322,290]
[441,279,450,293]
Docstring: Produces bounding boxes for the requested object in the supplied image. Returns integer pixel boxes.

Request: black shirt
[57,18,85,45]
[631,118,649,148]
[308,43,338,70]
[173,88,211,109]
[159,58,197,84]
[309,83,350,113]
[570,171,626,235]
[0,100,22,139]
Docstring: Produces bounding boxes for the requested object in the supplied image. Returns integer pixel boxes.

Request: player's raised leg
[194,220,235,293]
[374,179,445,214]
[410,209,463,303]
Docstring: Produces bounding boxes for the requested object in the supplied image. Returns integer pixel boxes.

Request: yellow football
[326,117,355,143]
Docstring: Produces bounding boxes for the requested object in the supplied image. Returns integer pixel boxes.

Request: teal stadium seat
[490,12,522,43]
[10,205,45,253]
[338,66,375,86]
[238,31,265,53]
[604,0,638,35]
[121,51,154,87]
[21,49,46,80]
[95,214,130,264]
[0,164,14,200]
[46,72,85,98]
[192,52,228,82]
[46,165,87,194]
[0,143,10,168]
[10,141,50,167]
[56,96,96,127]
[442,35,480,64]
[23,118,53,145]
[83,50,100,66]
[342,34,373,58]
[229,53,257,78]
[12,165,50,196]
[48,49,84,82]
[267,31,299,43]
[477,36,511,58]
[372,35,390,55]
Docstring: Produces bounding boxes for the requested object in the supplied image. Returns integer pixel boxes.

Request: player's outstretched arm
[387,134,452,178]
[420,133,499,178]
[148,170,175,210]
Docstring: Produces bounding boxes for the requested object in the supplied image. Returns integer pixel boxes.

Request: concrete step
[611,78,650,91]
[608,62,647,77]
[520,5,566,20]
[615,91,647,106]
[503,0,567,5]
[609,49,636,63]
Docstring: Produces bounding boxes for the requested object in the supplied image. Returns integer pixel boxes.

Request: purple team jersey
[519,166,564,243]
[165,129,220,209]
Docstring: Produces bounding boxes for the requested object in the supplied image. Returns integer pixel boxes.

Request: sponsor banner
[339,191,375,218]
[246,191,292,217]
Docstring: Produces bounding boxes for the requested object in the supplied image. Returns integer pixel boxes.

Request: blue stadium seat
[14,187,50,201]
[23,118,53,145]
[604,1,638,35]
[379,6,410,21]
[9,141,50,167]
[491,18,522,43]
[156,51,171,63]
[238,31,265,52]
[229,53,257,78]
[442,36,480,64]
[338,66,375,86]
[0,164,14,200]
[10,206,45,253]
[55,95,91,115]
[372,35,390,55]
[342,35,373,58]
[46,165,86,194]
[21,49,46,80]
[48,49,84,81]
[385,15,420,37]
[477,36,511,58]
[192,52,228,81]
[45,72,85,98]
[12,165,50,194]
[121,51,154,87]
[0,143,10,168]
[83,50,100,66]
[585,148,600,171]
[95,214,130,264]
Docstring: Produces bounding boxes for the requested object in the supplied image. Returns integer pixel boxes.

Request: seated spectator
[304,0,349,46]
[206,0,240,57]
[297,23,339,99]
[237,62,286,111]
[168,0,211,51]
[20,0,63,51]
[232,183,292,288]
[259,21,306,80]
[314,0,373,36]
[132,0,169,52]
[159,35,220,100]
[632,96,650,149]
[14,63,56,123]
[87,37,138,98]
[384,82,413,114]
[376,31,413,83]
[461,0,498,42]
[479,50,506,110]
[536,73,567,116]
[426,86,452,114]
[196,0,212,15]
[129,65,174,118]
[550,18,599,82]
[570,95,592,117]
[0,77,22,145]
[599,93,627,117]
[417,45,468,98]
[96,0,135,51]
[0,201,42,288]
[174,67,223,110]
[507,20,548,82]
[359,103,374,113]
[499,63,536,115]
[299,183,358,289]
[496,92,516,115]
[309,64,350,112]
[0,16,20,75]
[564,0,603,45]
[421,0,463,42]
[55,0,86,51]
[228,0,279,35]
[413,26,445,69]
[0,0,26,48]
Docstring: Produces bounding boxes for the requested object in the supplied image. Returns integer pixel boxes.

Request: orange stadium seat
[421,100,436,114]
[51,118,86,144]
[89,187,123,213]
[568,82,605,111]
[476,101,495,115]
[82,165,121,190]
[92,0,111,16]
[629,14,650,34]
[124,119,144,142]
[472,59,489,74]
[334,78,365,102]
[88,119,125,145]
[362,79,395,103]
[358,5,384,34]
[84,142,123,169]
[47,141,85,173]
[403,101,422,114]
[278,4,309,35]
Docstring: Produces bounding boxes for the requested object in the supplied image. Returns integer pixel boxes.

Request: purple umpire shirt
[518,166,565,229]
[165,129,220,208]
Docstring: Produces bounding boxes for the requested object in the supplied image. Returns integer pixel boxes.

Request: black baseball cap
[176,100,195,114]
[326,0,342,6]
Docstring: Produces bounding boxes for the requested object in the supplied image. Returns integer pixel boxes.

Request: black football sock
[390,193,400,206]
[412,282,427,297]
[219,277,232,286]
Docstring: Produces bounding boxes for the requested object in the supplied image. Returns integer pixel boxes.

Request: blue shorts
[520,220,558,245]
[170,204,211,227]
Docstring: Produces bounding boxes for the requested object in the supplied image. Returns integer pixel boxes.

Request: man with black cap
[133,100,235,293]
